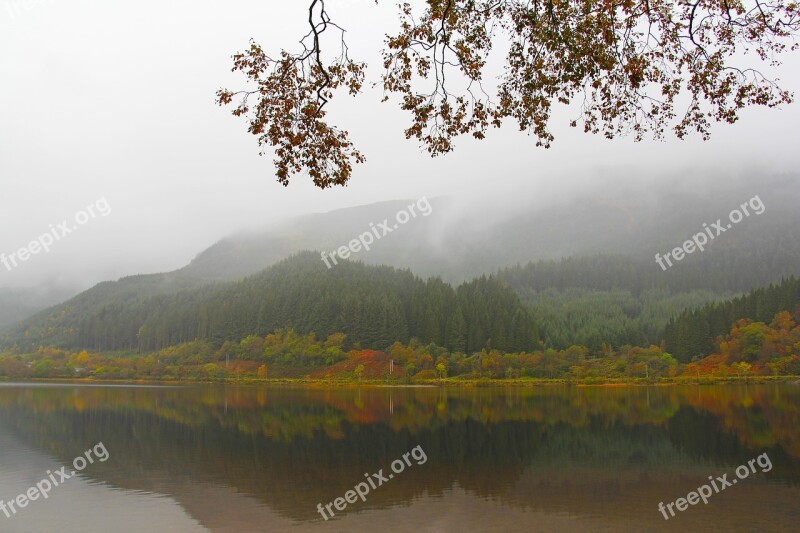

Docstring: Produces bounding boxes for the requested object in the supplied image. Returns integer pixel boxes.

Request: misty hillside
[0,286,80,331]
[2,174,799,349]
[182,174,800,283]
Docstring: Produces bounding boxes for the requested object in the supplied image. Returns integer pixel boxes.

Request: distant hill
[491,177,800,351]
[2,173,798,351]
[180,174,800,284]
[0,286,80,332]
[1,252,538,353]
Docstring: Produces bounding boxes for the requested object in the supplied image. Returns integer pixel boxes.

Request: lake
[0,383,798,532]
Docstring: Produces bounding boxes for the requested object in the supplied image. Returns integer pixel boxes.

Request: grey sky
[2,0,799,290]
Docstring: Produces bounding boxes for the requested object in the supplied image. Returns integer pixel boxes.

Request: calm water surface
[0,383,798,532]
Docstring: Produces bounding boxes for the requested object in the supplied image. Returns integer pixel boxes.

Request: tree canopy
[217,0,800,188]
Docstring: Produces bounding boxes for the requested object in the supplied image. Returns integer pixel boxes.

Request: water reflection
[0,384,798,531]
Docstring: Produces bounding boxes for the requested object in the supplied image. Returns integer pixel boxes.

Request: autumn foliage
[0,309,797,383]
[218,1,800,187]
[683,311,800,378]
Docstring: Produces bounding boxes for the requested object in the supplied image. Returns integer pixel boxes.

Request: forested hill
[1,252,539,354]
[3,175,798,355]
[664,276,800,362]
[3,174,798,334]
[495,248,800,352]
[497,249,800,296]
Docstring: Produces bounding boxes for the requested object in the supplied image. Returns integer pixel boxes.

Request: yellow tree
[732,361,753,380]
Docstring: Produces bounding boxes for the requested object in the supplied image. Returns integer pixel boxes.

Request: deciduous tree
[218,0,800,188]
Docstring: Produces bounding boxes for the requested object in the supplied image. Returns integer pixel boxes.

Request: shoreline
[2,376,798,388]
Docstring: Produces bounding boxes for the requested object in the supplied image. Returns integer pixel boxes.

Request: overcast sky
[2,0,799,290]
